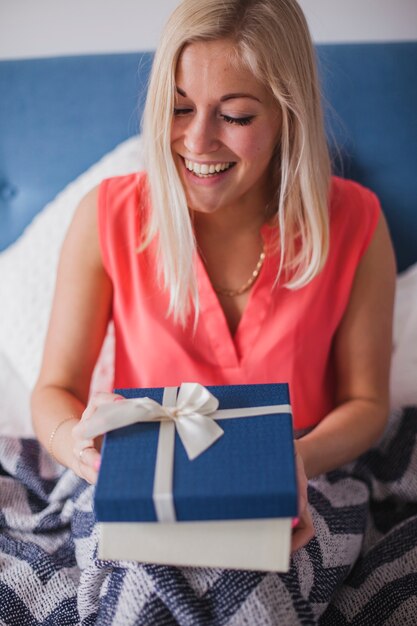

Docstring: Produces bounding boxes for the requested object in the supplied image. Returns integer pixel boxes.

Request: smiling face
[171,39,282,223]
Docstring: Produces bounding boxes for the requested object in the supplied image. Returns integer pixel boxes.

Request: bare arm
[297,213,396,478]
[31,186,113,476]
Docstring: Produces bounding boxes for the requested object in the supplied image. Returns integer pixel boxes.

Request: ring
[77,446,95,482]
[79,446,95,463]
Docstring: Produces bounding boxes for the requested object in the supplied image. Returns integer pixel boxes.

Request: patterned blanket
[1,407,417,626]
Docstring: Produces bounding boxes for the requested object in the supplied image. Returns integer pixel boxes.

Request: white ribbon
[83,382,292,522]
[83,382,224,461]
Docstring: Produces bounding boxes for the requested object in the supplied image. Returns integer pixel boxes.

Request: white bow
[81,382,224,460]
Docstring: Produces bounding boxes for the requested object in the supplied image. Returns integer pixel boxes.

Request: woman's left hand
[291,441,315,552]
[72,391,124,484]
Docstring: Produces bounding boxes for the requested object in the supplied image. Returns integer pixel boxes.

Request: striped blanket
[0,407,416,625]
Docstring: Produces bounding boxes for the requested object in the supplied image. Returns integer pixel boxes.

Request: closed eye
[173,107,193,116]
[173,108,255,126]
[222,114,254,126]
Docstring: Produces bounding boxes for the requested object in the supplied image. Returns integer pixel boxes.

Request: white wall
[1,0,417,60]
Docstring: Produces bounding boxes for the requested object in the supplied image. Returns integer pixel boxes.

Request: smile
[184,158,235,177]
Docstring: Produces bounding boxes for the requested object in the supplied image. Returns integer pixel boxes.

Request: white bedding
[0,135,416,439]
[0,136,141,437]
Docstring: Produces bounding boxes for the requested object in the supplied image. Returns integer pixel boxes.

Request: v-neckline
[196,223,278,368]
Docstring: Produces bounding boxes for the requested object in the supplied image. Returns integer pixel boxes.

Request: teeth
[184,159,233,176]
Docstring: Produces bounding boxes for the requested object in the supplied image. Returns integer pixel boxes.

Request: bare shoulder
[356,211,396,284]
[344,211,396,328]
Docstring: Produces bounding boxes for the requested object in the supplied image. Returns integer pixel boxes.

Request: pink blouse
[98,173,380,431]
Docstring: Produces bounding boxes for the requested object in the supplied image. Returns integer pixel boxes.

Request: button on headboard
[0,44,416,272]
[0,53,153,252]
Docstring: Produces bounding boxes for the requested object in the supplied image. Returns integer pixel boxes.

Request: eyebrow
[176,87,261,103]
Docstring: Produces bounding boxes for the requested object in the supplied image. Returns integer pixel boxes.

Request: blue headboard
[0,43,416,272]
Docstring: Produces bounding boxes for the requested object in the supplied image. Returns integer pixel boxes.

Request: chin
[182,187,224,215]
[188,201,222,216]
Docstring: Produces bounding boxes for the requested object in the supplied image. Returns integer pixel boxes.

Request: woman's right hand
[72,392,124,484]
[291,442,315,552]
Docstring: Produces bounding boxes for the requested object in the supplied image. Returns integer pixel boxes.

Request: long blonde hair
[142,0,331,325]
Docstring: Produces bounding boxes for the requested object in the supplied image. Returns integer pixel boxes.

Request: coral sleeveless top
[98,173,380,430]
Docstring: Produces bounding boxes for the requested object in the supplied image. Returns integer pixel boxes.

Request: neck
[193,210,266,241]
[192,191,275,240]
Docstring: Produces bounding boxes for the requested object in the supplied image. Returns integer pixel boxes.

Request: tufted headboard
[0,43,416,272]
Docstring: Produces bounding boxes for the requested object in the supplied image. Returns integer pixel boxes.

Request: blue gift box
[94,383,298,524]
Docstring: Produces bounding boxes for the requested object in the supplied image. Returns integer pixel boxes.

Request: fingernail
[94,459,101,471]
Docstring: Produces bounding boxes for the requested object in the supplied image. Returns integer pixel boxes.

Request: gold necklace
[212,245,266,297]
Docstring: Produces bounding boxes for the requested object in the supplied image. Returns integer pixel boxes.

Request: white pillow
[0,136,143,436]
[390,262,417,411]
[0,352,34,438]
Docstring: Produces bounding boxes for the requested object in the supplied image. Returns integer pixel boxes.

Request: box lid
[94,383,298,522]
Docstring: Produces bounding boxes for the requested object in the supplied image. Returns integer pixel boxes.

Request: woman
[31,0,395,555]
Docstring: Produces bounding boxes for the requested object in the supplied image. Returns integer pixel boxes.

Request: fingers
[291,507,315,552]
[291,441,315,553]
[77,445,101,484]
[70,392,123,483]
[78,397,144,440]
[73,392,124,440]
[294,447,308,513]
[72,436,102,484]
[80,392,124,422]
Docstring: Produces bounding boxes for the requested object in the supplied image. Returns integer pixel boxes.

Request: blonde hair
[142,0,331,325]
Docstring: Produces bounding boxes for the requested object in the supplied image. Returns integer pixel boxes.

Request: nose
[183,112,221,155]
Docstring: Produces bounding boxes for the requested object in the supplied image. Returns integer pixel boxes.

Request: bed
[0,43,416,625]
